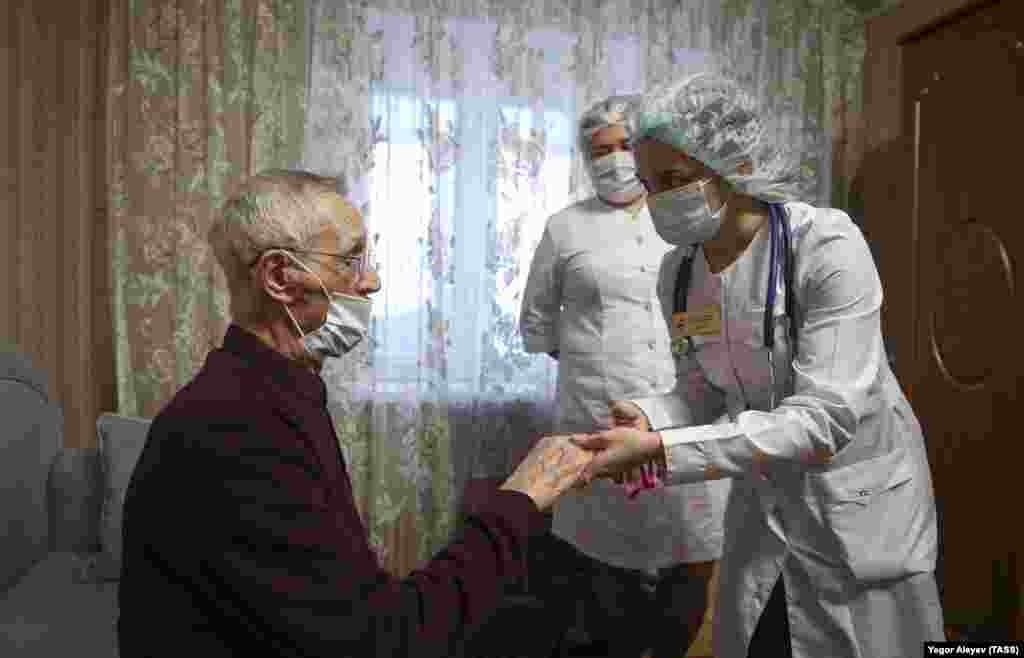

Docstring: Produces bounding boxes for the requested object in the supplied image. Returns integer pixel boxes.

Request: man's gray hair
[208,169,352,321]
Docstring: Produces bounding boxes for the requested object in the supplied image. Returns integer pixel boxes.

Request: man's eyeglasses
[248,248,374,275]
[294,249,373,275]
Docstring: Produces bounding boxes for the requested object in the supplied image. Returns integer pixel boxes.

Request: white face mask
[279,252,373,360]
[645,178,727,246]
[590,150,645,205]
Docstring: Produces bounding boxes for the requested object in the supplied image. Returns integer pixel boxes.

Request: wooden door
[902,0,1023,635]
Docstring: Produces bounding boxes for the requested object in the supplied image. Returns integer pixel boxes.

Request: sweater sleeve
[184,417,547,658]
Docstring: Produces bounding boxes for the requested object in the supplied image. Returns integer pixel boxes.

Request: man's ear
[256,252,305,304]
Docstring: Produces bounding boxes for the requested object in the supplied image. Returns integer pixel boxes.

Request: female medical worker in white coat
[519,95,731,658]
[572,74,946,658]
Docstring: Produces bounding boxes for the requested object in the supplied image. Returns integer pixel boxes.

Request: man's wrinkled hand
[500,435,595,511]
[571,427,663,483]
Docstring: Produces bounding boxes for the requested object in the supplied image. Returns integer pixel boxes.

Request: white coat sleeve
[658,212,887,485]
[519,226,563,354]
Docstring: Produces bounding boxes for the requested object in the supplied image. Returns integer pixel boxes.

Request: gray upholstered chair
[0,345,150,658]
[0,347,65,592]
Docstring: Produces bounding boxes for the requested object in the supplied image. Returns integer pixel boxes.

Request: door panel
[903,0,1023,632]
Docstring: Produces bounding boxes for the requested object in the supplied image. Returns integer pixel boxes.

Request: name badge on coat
[670,304,722,356]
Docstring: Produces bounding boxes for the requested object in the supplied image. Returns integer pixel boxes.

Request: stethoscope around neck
[672,202,797,410]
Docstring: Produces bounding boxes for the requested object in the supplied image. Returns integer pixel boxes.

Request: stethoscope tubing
[673,202,796,411]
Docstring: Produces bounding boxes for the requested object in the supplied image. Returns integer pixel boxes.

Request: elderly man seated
[117,170,594,658]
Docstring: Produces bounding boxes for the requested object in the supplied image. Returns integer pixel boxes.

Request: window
[367,85,570,399]
[346,10,716,399]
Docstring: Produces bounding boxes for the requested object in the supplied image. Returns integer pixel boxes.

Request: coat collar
[220,324,327,410]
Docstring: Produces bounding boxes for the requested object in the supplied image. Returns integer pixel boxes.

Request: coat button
[645,302,652,311]
[648,341,656,350]
[640,265,647,272]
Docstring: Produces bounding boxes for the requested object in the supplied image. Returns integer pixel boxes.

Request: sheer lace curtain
[300,0,898,575]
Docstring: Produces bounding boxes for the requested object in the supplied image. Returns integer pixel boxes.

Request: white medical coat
[632,202,945,657]
[520,196,730,571]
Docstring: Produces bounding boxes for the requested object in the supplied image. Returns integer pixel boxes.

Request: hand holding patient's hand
[500,435,594,511]
[607,400,650,432]
[599,401,656,485]
[572,427,664,483]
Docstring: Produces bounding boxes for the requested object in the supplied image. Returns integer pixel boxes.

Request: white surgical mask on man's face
[645,178,727,246]
[276,251,373,361]
[590,150,645,205]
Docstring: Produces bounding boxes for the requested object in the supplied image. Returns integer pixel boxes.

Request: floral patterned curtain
[107,0,307,417]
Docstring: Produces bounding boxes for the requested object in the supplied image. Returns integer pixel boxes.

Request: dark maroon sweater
[117,324,545,658]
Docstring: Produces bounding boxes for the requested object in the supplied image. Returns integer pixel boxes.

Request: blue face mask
[278,251,372,360]
[645,179,727,246]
